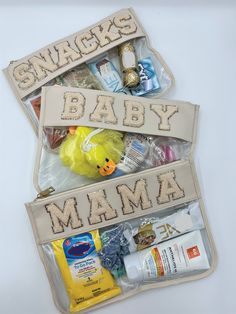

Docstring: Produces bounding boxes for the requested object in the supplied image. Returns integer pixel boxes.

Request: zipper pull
[10,60,17,65]
[36,187,55,199]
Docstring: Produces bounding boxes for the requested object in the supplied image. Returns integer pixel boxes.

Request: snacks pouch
[4,8,174,132]
[34,86,197,194]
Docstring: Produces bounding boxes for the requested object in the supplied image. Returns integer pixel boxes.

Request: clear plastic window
[37,127,191,193]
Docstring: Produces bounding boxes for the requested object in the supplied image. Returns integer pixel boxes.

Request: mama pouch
[26,158,217,314]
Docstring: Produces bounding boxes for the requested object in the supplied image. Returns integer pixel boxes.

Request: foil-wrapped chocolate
[118,42,140,88]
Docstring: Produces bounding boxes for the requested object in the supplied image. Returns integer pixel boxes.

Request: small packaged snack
[55,64,102,90]
[4,8,174,132]
[34,86,196,193]
[131,57,161,96]
[87,55,128,94]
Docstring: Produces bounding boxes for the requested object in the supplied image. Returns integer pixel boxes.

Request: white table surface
[0,1,235,313]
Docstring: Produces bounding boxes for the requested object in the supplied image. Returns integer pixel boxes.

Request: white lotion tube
[124,230,210,283]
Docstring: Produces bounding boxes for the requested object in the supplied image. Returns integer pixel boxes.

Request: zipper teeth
[34,159,186,204]
[36,187,55,200]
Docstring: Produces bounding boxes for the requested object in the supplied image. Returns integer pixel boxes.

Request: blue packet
[88,55,128,93]
[62,232,96,263]
[131,57,161,96]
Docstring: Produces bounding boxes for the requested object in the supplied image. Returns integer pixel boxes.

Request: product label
[122,51,136,68]
[187,245,200,259]
[52,230,121,312]
[119,133,149,173]
[150,244,183,277]
[141,231,208,281]
[152,248,164,276]
[131,57,160,96]
[63,233,101,282]
[90,58,123,92]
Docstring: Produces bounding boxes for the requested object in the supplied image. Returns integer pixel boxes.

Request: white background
[0,1,235,313]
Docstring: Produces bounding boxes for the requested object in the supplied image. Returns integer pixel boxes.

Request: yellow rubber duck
[60,126,124,178]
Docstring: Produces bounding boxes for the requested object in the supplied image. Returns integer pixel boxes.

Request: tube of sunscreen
[124,203,204,252]
[124,230,210,283]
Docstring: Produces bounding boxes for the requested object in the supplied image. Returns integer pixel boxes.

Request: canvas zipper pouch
[4,8,174,132]
[27,85,216,313]
[34,86,198,194]
[26,158,217,314]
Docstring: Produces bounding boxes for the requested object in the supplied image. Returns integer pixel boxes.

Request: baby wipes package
[52,230,121,312]
[4,8,174,132]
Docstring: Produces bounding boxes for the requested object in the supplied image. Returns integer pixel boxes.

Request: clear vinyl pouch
[34,87,197,194]
[41,201,212,314]
[4,8,174,132]
[26,160,217,314]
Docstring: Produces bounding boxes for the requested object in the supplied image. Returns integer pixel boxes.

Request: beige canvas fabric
[3,7,174,133]
[41,86,198,142]
[28,160,198,244]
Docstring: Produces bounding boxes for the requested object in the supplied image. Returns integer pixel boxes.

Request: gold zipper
[36,187,55,199]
